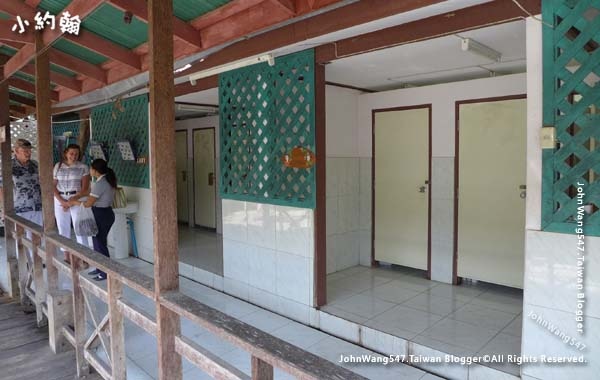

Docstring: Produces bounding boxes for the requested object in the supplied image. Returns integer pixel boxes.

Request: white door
[193,128,216,229]
[175,131,188,223]
[457,98,526,288]
[374,108,430,270]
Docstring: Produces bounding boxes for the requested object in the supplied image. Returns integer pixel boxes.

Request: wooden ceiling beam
[314,0,541,63]
[9,92,36,107]
[268,0,296,15]
[8,77,59,102]
[20,63,82,92]
[24,0,43,8]
[48,49,107,83]
[190,0,264,30]
[10,104,27,115]
[63,30,142,70]
[0,20,35,44]
[2,0,107,81]
[109,0,203,48]
[178,0,445,79]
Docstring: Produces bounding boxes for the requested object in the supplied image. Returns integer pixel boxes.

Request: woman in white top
[53,144,90,259]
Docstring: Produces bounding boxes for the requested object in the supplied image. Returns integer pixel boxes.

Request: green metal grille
[219,49,316,208]
[542,0,600,235]
[91,94,149,188]
[52,121,80,164]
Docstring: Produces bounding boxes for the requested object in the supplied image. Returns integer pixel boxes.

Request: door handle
[181,171,187,182]
[208,172,215,186]
[419,186,427,193]
[519,184,526,199]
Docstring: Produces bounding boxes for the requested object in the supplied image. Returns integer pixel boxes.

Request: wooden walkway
[0,292,84,380]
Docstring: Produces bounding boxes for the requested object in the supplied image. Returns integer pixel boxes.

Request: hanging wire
[511,0,554,28]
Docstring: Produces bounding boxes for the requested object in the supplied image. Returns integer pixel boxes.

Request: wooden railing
[4,212,366,380]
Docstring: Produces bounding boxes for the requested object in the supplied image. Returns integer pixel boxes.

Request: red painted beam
[190,0,264,30]
[109,0,202,48]
[8,77,59,101]
[0,20,35,44]
[20,63,82,92]
[48,49,107,83]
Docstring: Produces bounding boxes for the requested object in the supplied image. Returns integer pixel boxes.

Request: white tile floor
[178,225,223,276]
[324,265,523,376]
[69,257,442,380]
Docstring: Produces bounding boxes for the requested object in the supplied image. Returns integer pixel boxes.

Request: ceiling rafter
[108,0,203,48]
[10,104,28,116]
[268,0,296,15]
[0,20,35,44]
[10,92,36,107]
[24,0,42,8]
[20,63,82,92]
[63,30,142,70]
[1,0,108,83]
[190,0,264,30]
[9,77,59,101]
[48,49,107,83]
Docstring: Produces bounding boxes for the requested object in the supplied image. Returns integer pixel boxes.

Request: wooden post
[47,289,73,353]
[35,31,59,292]
[0,57,19,299]
[31,234,47,326]
[314,60,327,307]
[71,257,90,376]
[251,356,274,380]
[77,109,91,158]
[148,0,182,379]
[108,275,126,379]
[16,225,29,305]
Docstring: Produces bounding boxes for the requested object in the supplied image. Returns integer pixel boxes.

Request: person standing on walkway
[69,159,116,281]
[53,144,91,263]
[12,139,43,227]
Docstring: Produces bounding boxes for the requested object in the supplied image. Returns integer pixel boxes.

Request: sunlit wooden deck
[0,293,98,380]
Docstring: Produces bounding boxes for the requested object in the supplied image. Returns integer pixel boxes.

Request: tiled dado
[521,304,600,380]
[222,199,314,307]
[524,230,600,318]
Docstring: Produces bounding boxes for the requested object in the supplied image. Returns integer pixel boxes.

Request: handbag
[74,205,98,237]
[112,187,127,209]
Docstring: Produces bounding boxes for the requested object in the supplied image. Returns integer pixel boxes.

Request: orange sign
[281,146,316,169]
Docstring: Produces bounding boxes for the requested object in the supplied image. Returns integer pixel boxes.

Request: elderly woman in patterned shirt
[53,144,90,262]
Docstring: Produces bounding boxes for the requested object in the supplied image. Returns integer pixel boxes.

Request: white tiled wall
[326,157,361,273]
[520,18,600,380]
[222,199,315,310]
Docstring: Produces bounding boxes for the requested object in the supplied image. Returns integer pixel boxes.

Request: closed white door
[374,108,430,270]
[193,128,216,229]
[175,131,188,223]
[457,98,526,288]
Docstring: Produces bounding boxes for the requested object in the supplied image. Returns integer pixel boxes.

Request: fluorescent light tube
[189,54,275,85]
[175,104,218,113]
[461,38,502,62]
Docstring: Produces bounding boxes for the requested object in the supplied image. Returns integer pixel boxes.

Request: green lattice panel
[52,121,80,164]
[91,94,149,188]
[542,0,600,235]
[219,49,315,208]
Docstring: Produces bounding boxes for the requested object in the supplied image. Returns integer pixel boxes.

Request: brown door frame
[175,129,189,224]
[192,126,217,231]
[453,94,527,285]
[371,104,433,279]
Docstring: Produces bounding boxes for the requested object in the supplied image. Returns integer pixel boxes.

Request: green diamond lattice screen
[219,49,316,208]
[90,94,149,188]
[542,0,600,235]
[52,121,80,164]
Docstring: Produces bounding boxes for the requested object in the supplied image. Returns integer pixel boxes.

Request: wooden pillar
[314,60,327,307]
[108,276,126,379]
[0,57,19,298]
[47,289,73,353]
[71,257,90,376]
[32,234,47,326]
[77,109,90,156]
[251,356,274,380]
[148,0,182,379]
[35,32,58,292]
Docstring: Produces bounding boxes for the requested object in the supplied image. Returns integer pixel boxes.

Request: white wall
[175,115,222,234]
[356,73,527,283]
[221,199,315,323]
[325,85,365,273]
[521,18,600,380]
